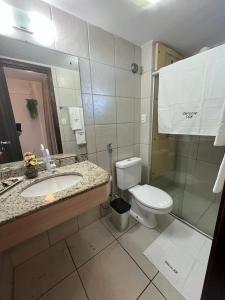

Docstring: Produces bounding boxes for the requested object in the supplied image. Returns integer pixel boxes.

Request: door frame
[0,57,63,158]
[201,183,225,299]
[0,65,23,162]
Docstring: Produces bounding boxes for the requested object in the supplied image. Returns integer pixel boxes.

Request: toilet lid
[129,184,173,209]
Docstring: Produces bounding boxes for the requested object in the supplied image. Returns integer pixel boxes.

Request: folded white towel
[213,153,225,193]
[68,107,82,130]
[158,43,225,136]
[75,130,86,145]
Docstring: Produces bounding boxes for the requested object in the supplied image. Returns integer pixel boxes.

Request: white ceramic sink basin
[20,174,82,198]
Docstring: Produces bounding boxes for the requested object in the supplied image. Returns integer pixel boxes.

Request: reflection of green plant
[26,99,38,119]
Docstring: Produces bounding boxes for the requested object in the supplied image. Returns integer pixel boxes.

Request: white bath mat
[144,220,212,300]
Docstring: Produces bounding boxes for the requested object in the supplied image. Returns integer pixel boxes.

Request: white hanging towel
[213,153,225,193]
[214,103,225,146]
[75,130,86,145]
[158,43,225,136]
[68,107,83,130]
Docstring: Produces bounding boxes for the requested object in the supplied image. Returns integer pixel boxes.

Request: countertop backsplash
[0,153,88,180]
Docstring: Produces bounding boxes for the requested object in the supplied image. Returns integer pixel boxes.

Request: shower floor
[144,219,211,300]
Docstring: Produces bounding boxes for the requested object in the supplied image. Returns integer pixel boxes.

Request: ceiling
[4,67,46,81]
[43,0,225,55]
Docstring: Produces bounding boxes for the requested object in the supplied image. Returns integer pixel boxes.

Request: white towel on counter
[158,43,225,137]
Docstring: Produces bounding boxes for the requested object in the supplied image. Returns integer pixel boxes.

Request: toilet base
[130,209,157,228]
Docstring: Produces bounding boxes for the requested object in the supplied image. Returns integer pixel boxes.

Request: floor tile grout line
[36,270,76,300]
[136,282,151,300]
[100,215,161,282]
[116,237,156,282]
[12,238,68,270]
[13,218,115,274]
[135,272,161,299]
[77,239,116,270]
[152,282,168,300]
[65,239,90,300]
[64,239,78,270]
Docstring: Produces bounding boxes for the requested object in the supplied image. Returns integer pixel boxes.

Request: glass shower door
[150,79,224,237]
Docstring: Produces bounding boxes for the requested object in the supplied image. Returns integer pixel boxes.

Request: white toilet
[116,157,173,228]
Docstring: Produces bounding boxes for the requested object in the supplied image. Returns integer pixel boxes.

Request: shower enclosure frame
[201,183,225,300]
[151,70,225,300]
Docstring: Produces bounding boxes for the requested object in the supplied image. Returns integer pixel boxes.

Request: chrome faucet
[40,144,56,172]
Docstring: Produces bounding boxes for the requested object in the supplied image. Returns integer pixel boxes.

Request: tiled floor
[13,214,199,300]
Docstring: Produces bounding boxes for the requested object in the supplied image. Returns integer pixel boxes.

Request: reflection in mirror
[0,35,87,165]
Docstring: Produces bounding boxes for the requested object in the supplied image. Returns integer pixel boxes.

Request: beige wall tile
[48,218,78,245]
[86,126,96,154]
[117,123,134,147]
[79,58,92,94]
[52,7,89,58]
[91,62,115,96]
[96,149,118,172]
[93,95,116,124]
[117,98,134,123]
[89,24,115,65]
[10,233,49,267]
[14,241,75,300]
[78,206,101,229]
[55,67,78,89]
[95,124,117,151]
[82,94,94,126]
[116,69,134,98]
[118,146,134,161]
[115,37,135,70]
[88,153,97,164]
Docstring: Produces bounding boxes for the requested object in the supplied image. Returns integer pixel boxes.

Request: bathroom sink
[20,174,82,198]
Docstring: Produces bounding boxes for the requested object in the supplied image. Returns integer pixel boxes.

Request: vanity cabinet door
[0,65,22,163]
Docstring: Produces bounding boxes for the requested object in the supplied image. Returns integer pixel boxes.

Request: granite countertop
[0,161,110,226]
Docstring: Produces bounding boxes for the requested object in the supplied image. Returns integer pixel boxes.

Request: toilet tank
[116,157,142,190]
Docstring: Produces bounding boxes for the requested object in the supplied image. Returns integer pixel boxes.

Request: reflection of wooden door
[155,42,183,70]
[151,43,183,179]
[0,65,23,163]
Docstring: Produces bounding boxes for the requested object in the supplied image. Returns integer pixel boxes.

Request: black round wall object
[131,62,139,73]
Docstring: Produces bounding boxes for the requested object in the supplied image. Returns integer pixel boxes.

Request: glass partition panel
[150,78,224,237]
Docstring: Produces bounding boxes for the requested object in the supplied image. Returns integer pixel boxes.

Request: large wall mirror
[0,35,87,164]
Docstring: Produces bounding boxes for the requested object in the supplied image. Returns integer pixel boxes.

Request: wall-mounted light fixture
[131,0,161,9]
[0,0,55,46]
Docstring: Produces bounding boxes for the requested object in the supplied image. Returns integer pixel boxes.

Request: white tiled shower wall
[0,1,148,298]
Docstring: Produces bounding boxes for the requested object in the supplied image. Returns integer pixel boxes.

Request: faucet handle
[49,160,56,169]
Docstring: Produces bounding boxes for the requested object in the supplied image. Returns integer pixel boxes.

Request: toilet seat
[129,184,173,211]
